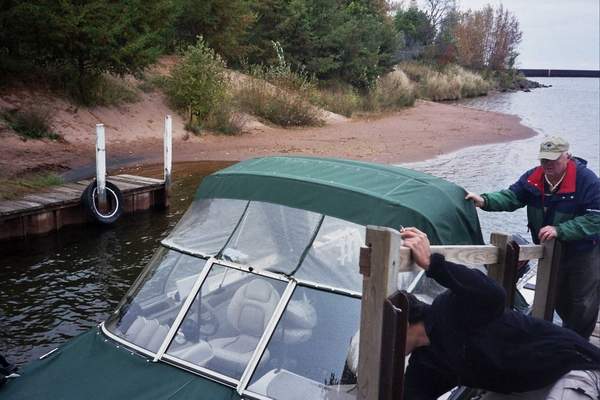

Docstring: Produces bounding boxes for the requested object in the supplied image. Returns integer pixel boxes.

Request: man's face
[540,152,569,180]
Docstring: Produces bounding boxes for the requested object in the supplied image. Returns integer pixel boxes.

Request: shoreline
[0,99,538,193]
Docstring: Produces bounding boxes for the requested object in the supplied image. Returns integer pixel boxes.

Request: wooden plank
[49,185,85,197]
[531,239,562,320]
[108,178,148,191]
[115,174,164,185]
[0,201,47,218]
[519,244,544,261]
[486,233,510,288]
[24,191,79,204]
[358,226,402,400]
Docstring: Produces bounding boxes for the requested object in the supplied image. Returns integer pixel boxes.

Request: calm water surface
[1,79,598,367]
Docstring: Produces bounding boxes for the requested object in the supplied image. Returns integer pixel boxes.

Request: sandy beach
[0,87,537,180]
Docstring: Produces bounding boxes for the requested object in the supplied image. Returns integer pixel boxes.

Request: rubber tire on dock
[81,180,124,224]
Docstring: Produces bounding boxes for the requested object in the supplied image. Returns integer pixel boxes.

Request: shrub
[205,97,246,135]
[237,78,323,127]
[308,84,362,117]
[398,62,490,101]
[76,75,139,106]
[165,37,229,126]
[3,108,60,140]
[371,70,416,109]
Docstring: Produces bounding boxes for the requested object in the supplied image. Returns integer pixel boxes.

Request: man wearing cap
[466,136,600,339]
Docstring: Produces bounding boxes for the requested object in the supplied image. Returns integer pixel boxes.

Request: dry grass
[236,78,324,127]
[399,62,491,101]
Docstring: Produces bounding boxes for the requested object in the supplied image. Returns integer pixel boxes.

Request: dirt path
[0,85,537,181]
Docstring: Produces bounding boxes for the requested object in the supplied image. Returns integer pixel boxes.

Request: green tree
[0,0,171,102]
[165,37,229,126]
[169,0,255,62]
[244,0,399,88]
[394,6,435,47]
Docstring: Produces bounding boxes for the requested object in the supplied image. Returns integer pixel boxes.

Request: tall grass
[237,78,324,127]
[399,62,491,101]
[368,70,416,110]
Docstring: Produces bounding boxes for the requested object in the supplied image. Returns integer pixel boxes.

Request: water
[1,79,598,368]
[403,78,600,241]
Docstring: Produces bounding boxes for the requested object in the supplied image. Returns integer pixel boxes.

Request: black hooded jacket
[404,254,600,399]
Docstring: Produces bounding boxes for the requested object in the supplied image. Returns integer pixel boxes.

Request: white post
[163,115,172,208]
[96,123,107,208]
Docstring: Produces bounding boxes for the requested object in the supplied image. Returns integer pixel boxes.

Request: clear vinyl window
[105,248,206,353]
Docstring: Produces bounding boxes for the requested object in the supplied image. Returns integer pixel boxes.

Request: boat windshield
[166,264,287,380]
[247,285,360,399]
[105,248,207,353]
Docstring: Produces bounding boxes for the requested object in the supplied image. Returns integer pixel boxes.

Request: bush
[165,37,229,126]
[398,62,490,101]
[237,78,323,127]
[3,108,60,140]
[205,98,246,135]
[370,70,416,110]
[73,74,139,106]
[308,83,362,117]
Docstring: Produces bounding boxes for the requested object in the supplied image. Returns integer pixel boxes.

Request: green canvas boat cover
[195,156,483,245]
[0,328,240,400]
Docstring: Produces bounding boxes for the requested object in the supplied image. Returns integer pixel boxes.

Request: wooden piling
[163,115,172,208]
[96,124,107,209]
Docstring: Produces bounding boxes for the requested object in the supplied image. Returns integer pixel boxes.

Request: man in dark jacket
[400,227,600,400]
[466,136,600,339]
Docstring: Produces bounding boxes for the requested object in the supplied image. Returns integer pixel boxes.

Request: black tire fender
[81,180,124,224]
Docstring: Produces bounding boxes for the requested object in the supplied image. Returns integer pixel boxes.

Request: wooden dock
[0,174,166,241]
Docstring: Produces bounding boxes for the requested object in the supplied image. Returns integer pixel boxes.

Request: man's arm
[401,228,506,326]
[466,171,531,211]
[556,177,600,241]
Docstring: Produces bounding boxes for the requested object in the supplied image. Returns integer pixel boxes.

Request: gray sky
[416,0,600,69]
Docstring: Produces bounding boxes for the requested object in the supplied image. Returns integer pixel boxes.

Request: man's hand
[465,192,485,208]
[538,225,558,242]
[400,227,431,270]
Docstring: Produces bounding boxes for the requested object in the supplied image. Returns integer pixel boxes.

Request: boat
[1,156,483,399]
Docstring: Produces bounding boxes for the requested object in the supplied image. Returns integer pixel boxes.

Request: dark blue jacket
[404,254,600,399]
[482,157,600,252]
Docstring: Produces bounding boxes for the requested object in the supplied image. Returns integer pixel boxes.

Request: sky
[416,0,600,70]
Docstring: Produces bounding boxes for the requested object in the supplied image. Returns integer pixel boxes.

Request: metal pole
[96,123,107,209]
[163,115,172,208]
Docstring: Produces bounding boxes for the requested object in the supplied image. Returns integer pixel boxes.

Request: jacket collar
[527,160,576,194]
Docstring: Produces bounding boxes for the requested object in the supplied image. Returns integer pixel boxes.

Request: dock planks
[0,174,166,240]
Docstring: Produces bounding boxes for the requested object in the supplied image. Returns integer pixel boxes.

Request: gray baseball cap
[538,136,569,160]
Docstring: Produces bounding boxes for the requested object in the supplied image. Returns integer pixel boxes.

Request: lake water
[403,78,599,241]
[1,78,598,367]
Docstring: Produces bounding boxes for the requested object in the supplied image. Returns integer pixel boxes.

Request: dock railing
[357,226,561,400]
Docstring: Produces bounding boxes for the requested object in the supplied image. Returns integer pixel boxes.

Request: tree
[169,0,255,62]
[452,5,522,70]
[1,0,171,102]
[244,0,400,88]
[394,5,435,47]
[165,37,229,125]
[423,0,455,30]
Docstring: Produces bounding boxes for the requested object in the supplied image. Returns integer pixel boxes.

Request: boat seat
[208,278,280,376]
[123,316,169,353]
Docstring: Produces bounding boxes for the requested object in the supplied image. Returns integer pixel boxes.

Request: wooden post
[163,115,172,208]
[532,239,562,320]
[487,233,510,296]
[95,124,107,209]
[358,226,402,400]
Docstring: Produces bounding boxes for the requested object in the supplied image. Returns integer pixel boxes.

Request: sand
[0,84,537,180]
